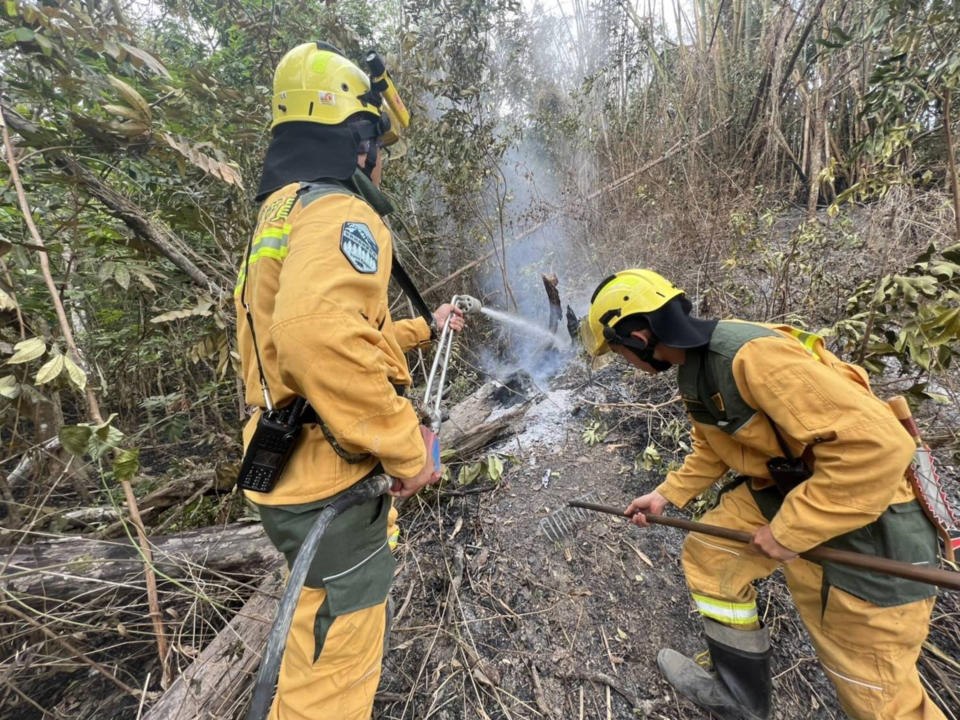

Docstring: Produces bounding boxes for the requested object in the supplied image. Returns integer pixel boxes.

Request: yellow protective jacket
[235,180,432,507]
[655,321,917,553]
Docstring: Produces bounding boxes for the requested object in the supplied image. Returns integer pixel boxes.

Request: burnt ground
[374,360,960,720]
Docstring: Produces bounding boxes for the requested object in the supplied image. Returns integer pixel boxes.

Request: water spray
[479,306,571,349]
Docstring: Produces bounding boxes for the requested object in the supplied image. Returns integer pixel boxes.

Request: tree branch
[0,102,221,294]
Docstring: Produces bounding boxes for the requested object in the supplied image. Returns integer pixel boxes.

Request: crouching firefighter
[234,42,465,720]
[581,269,946,720]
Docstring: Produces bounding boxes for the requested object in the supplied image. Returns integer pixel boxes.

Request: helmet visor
[579,316,609,357]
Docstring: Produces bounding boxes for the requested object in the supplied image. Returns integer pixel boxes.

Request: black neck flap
[257,122,364,201]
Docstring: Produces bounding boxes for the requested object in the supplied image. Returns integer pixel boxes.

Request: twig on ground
[550,668,638,708]
[529,661,556,720]
[0,601,141,697]
[2,678,53,717]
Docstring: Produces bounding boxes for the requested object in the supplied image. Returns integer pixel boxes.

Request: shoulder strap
[239,230,275,411]
[700,340,798,459]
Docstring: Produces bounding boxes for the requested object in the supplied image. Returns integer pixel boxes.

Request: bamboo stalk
[568,501,960,591]
[942,88,960,244]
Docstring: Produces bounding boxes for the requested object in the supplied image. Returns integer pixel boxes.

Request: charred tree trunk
[541,274,562,334]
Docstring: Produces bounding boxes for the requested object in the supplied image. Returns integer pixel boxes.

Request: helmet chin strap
[618,335,672,372]
[362,143,378,178]
[601,320,673,371]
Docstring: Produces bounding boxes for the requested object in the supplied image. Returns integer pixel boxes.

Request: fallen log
[142,568,283,720]
[1,522,281,599]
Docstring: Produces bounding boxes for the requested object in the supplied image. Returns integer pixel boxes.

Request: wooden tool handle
[567,500,960,592]
[887,395,922,440]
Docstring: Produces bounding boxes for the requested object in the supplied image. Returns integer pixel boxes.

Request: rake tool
[549,499,960,592]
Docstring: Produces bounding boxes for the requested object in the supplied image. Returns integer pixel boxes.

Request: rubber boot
[657,618,771,720]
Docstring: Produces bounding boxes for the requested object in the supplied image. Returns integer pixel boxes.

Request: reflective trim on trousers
[691,592,759,625]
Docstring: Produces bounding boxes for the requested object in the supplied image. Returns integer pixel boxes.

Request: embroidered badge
[270,197,296,222]
[340,222,379,273]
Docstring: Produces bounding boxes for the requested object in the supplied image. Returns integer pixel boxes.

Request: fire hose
[244,295,479,720]
[568,500,960,591]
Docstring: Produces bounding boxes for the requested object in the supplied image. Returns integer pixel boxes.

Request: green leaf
[5,1,18,18]
[60,425,93,456]
[135,272,157,292]
[942,244,960,264]
[113,448,140,483]
[457,462,483,486]
[11,26,33,42]
[486,455,504,482]
[0,287,17,311]
[88,420,124,458]
[7,337,46,364]
[34,30,51,55]
[63,355,87,391]
[0,374,19,399]
[114,264,130,290]
[639,444,661,471]
[35,352,65,384]
[94,413,122,442]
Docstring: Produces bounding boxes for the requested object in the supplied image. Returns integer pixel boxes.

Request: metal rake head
[539,491,602,542]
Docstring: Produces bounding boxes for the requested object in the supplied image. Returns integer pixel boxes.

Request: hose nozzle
[453,294,482,314]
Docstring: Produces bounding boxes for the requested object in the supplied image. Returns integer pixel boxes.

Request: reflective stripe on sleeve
[234,223,293,295]
[691,593,759,625]
[787,328,823,360]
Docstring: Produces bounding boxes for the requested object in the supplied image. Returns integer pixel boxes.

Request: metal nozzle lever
[454,294,481,314]
[423,295,475,433]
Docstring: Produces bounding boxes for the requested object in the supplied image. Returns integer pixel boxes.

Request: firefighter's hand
[750,525,798,562]
[625,491,669,527]
[434,303,465,332]
[389,460,438,499]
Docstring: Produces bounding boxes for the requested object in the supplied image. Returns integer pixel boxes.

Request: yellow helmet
[580,269,684,357]
[271,42,382,129]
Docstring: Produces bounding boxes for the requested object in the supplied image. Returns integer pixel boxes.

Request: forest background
[2,0,960,717]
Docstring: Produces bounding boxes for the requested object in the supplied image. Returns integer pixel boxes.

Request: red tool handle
[888,395,923,442]
[421,425,442,482]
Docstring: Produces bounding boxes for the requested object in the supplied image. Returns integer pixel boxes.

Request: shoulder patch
[340,222,379,274]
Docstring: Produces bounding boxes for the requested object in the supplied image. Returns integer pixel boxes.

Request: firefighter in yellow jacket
[235,43,464,719]
[581,269,945,720]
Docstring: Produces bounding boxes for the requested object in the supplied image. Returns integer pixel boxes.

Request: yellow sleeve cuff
[655,479,697,510]
[394,317,433,352]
